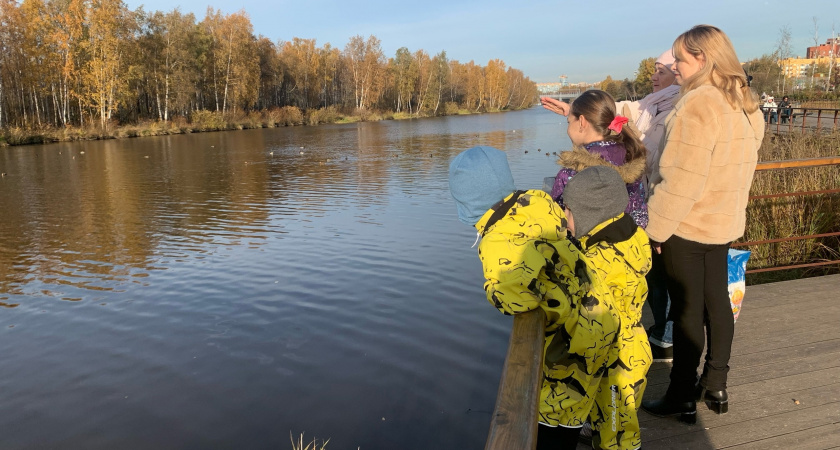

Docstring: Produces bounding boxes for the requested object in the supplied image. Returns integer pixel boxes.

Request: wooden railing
[485,156,840,449]
[484,308,545,450]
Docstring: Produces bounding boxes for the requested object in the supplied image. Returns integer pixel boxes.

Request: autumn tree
[85,0,135,127]
[317,43,341,108]
[390,47,416,113]
[427,51,449,115]
[461,61,485,112]
[254,36,280,109]
[412,49,432,115]
[201,8,258,114]
[281,38,320,109]
[137,9,199,121]
[600,75,622,99]
[343,35,384,110]
[505,67,536,110]
[743,55,783,97]
[485,59,508,110]
[0,0,29,127]
[47,0,88,126]
[634,57,655,97]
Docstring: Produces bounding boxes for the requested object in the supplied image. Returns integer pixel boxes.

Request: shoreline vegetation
[0,104,524,147]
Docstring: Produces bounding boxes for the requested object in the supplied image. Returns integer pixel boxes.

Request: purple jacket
[551,141,648,229]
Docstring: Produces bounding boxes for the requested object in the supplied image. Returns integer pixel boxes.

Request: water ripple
[0,107,570,449]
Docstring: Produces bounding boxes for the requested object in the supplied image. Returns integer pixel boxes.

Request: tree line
[0,0,539,130]
[598,57,656,102]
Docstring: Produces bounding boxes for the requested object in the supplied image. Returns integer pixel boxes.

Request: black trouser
[661,235,733,401]
[646,250,672,345]
[537,424,580,450]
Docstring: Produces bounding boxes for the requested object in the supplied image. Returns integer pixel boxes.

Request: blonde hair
[673,25,759,113]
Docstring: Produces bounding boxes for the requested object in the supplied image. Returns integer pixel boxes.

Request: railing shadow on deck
[485,156,840,449]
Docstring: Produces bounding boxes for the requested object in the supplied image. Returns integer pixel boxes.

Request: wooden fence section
[484,308,545,450]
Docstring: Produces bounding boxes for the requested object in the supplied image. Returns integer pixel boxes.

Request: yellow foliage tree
[85,0,134,128]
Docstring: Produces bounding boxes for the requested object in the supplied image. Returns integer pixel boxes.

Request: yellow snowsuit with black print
[578,213,652,450]
[475,189,621,429]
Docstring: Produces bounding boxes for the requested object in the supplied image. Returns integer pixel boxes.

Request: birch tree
[85,0,134,127]
[343,34,384,110]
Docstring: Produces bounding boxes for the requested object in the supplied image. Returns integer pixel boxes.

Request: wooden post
[485,308,546,450]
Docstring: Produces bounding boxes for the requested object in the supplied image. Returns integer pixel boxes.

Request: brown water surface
[0,108,572,449]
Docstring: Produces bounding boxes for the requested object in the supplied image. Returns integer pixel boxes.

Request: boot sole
[705,399,728,414]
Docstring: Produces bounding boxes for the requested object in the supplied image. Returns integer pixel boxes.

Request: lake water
[0,107,574,449]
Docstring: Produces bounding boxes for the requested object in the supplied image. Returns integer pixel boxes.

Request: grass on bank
[290,432,329,450]
[744,130,840,284]
[0,103,491,146]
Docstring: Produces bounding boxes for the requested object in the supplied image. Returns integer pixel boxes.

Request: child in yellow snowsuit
[449,146,622,449]
[563,166,653,450]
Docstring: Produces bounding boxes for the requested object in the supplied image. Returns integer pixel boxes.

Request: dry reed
[290,432,330,450]
[744,130,840,283]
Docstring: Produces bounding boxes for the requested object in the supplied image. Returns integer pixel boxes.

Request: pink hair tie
[608,115,629,134]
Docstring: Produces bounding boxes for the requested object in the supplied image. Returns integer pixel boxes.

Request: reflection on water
[0,108,572,449]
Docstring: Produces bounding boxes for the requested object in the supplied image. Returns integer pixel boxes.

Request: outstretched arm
[540,97,571,116]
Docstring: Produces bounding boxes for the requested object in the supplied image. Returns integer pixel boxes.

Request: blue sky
[124,0,839,84]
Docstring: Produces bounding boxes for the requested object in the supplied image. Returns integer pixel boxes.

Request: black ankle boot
[641,395,697,424]
[696,387,728,414]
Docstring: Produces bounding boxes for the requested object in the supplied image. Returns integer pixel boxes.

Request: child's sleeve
[550,168,575,206]
[480,237,546,315]
[479,236,578,322]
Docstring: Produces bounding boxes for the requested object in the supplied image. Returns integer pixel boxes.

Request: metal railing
[732,156,840,274]
[761,106,840,132]
[484,155,840,449]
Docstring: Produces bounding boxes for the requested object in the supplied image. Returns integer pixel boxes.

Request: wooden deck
[607,274,840,449]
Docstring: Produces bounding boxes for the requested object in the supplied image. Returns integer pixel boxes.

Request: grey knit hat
[563,166,628,238]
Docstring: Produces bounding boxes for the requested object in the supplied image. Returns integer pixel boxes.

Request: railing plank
[755,156,840,171]
[485,308,546,450]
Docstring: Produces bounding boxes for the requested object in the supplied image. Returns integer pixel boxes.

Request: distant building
[807,38,840,59]
[779,57,819,78]
[536,83,565,94]
[536,78,599,94]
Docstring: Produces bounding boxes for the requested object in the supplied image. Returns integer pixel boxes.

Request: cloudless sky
[124,0,839,84]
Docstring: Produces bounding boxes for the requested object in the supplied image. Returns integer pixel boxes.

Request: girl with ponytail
[550,89,649,228]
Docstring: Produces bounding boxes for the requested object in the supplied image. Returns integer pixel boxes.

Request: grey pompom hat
[563,166,628,238]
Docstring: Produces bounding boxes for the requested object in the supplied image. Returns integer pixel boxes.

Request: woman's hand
[540,97,570,116]
[651,241,662,255]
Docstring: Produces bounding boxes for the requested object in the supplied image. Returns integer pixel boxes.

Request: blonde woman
[641,25,764,423]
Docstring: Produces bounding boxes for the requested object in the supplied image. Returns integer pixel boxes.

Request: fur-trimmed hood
[558,147,646,184]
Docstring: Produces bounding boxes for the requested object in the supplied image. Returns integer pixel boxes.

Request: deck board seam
[716,419,840,449]
[641,400,840,445]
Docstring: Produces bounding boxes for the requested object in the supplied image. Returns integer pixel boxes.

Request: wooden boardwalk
[606,274,840,449]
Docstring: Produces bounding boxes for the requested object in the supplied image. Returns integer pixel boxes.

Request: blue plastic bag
[727,249,751,322]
